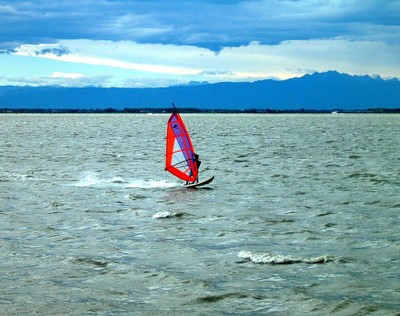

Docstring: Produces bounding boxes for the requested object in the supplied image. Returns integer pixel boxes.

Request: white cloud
[9,37,400,87]
[6,72,112,87]
[14,41,201,76]
[1,0,399,88]
[50,72,85,79]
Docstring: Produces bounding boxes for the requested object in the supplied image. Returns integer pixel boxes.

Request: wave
[238,251,337,264]
[127,179,176,189]
[74,174,125,187]
[194,292,250,303]
[73,172,176,189]
[70,256,108,268]
[152,211,186,219]
[4,173,45,182]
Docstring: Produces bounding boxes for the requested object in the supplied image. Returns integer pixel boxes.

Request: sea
[1,113,399,315]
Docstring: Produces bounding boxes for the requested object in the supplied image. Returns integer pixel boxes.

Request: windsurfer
[186,153,201,185]
[194,153,201,170]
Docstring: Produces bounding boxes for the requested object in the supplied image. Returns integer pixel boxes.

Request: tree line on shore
[1,107,400,114]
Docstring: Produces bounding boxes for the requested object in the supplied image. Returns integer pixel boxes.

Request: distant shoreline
[1,107,400,114]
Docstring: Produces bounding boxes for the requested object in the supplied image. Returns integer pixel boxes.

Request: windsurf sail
[165,110,198,182]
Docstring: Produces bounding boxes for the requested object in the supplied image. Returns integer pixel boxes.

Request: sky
[0,0,399,88]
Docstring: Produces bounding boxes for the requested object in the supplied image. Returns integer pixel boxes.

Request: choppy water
[1,113,400,315]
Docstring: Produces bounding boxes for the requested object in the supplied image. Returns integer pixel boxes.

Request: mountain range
[1,71,399,111]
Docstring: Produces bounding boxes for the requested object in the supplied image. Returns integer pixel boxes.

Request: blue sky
[1,0,399,87]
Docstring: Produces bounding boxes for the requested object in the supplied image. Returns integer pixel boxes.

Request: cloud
[46,73,112,87]
[199,70,236,76]
[35,47,70,57]
[14,41,201,76]
[50,72,85,79]
[0,48,16,54]
[6,72,112,87]
[1,1,399,87]
[9,38,400,87]
[1,0,399,51]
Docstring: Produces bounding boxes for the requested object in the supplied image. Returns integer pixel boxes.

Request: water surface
[1,113,399,315]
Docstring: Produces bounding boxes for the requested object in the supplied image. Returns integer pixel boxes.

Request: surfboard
[184,176,215,188]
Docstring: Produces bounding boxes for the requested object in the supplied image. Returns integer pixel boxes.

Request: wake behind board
[184,176,214,188]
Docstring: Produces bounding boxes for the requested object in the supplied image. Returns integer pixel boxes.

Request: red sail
[165,112,198,182]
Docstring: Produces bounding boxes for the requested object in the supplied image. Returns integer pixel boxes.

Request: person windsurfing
[194,153,201,182]
[186,153,201,185]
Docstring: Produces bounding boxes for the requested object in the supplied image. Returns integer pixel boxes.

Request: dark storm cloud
[0,0,399,51]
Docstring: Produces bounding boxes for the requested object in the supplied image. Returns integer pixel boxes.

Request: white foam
[238,251,335,264]
[126,179,176,189]
[74,173,122,187]
[152,211,183,219]
[73,172,176,189]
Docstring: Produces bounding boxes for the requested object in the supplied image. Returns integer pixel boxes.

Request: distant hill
[1,71,399,111]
